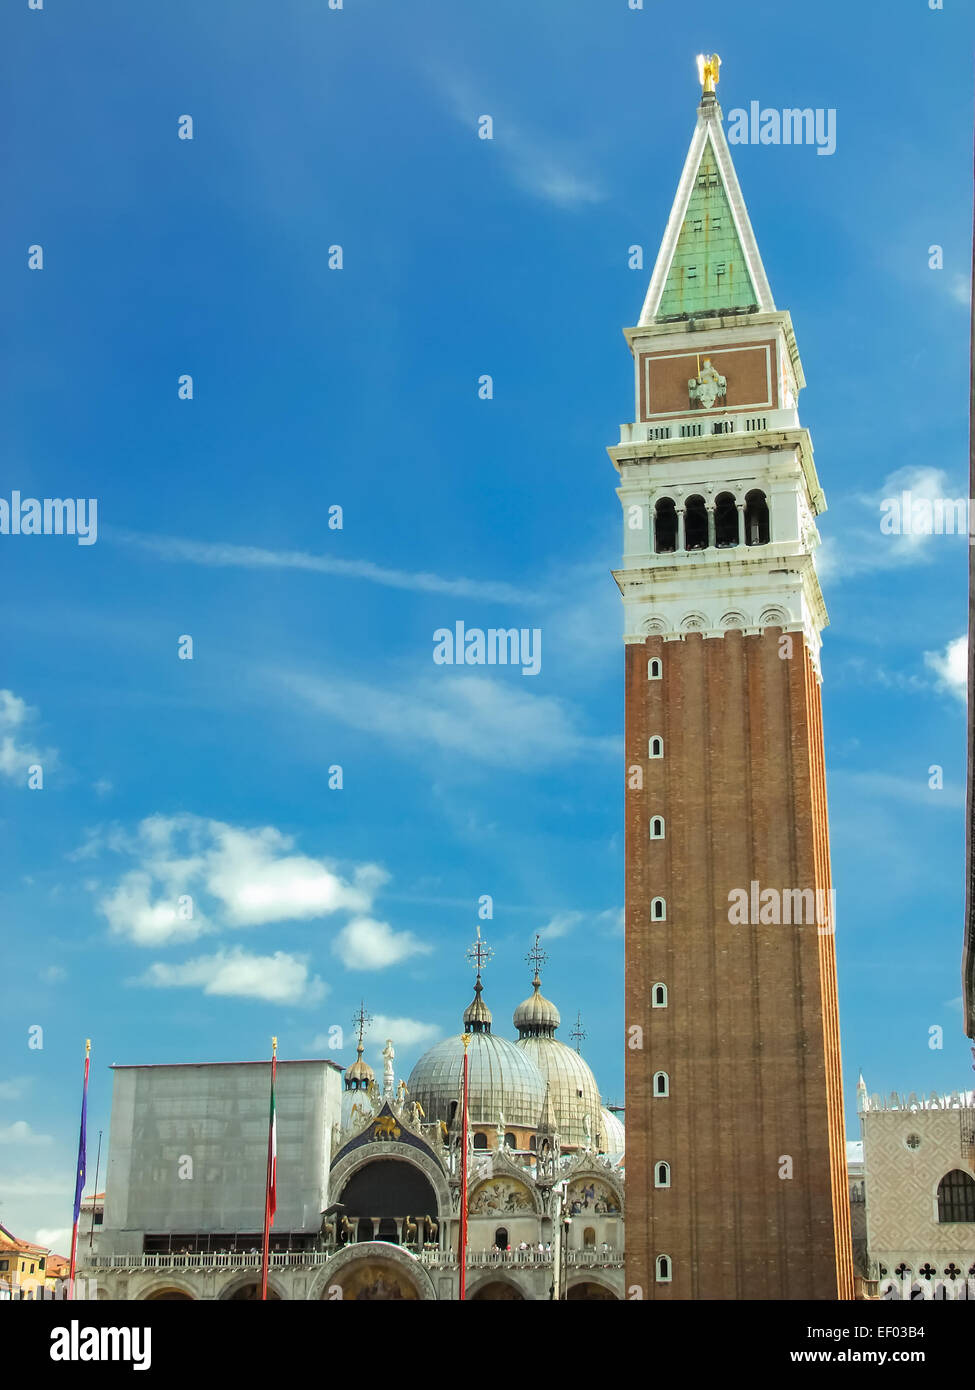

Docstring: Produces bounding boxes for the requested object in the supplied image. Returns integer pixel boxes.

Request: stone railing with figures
[859,1090,974,1114]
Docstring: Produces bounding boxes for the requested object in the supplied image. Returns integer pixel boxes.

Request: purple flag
[72,1054,89,1226]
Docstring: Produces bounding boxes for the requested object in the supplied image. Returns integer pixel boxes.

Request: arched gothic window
[655,1254,672,1282]
[653,1071,669,1097]
[655,1162,671,1188]
[650,897,666,922]
[650,817,665,840]
[937,1169,975,1223]
[652,983,668,1008]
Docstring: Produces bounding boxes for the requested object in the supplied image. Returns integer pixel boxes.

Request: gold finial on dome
[697,52,721,95]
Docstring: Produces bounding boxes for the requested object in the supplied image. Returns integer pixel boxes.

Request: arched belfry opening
[714,491,739,547]
[684,494,708,550]
[654,498,678,553]
[744,489,769,545]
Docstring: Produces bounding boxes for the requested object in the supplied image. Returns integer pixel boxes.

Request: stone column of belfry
[614,60,853,1301]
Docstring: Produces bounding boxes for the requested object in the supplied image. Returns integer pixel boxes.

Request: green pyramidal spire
[656,136,758,318]
[640,79,775,326]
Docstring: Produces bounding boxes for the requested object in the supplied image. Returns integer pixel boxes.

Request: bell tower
[614,58,853,1300]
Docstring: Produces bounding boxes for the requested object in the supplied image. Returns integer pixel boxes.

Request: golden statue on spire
[697,53,721,95]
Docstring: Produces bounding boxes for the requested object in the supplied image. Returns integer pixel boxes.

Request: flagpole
[459,1033,471,1301]
[88,1130,102,1250]
[261,1036,277,1302]
[68,1039,91,1300]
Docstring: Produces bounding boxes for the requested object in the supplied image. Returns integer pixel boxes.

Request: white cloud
[924,634,967,703]
[139,948,326,1005]
[284,672,617,770]
[93,778,113,797]
[114,530,535,603]
[538,907,622,940]
[0,1078,29,1101]
[39,965,67,983]
[332,917,433,970]
[100,869,209,946]
[0,1174,68,1197]
[0,1121,52,1145]
[0,689,58,784]
[817,466,967,584]
[35,1227,70,1255]
[94,815,386,946]
[831,768,965,810]
[310,1015,440,1054]
[538,911,583,940]
[367,1015,441,1051]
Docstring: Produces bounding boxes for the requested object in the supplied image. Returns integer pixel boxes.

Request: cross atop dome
[569,1011,588,1054]
[466,923,493,976]
[352,999,372,1052]
[525,933,548,983]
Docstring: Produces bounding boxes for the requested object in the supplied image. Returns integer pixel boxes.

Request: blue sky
[1,0,972,1250]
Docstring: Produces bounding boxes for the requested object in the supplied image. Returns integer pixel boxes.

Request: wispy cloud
[112,529,536,604]
[281,670,618,769]
[537,907,622,940]
[830,768,965,811]
[429,66,605,209]
[0,1121,52,1146]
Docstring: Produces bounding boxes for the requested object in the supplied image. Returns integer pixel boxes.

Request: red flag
[261,1038,277,1300]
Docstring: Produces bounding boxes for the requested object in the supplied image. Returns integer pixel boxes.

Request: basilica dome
[513,974,603,1149]
[407,978,548,1130]
[600,1106,625,1157]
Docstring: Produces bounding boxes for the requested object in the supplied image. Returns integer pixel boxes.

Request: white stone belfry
[610,86,828,675]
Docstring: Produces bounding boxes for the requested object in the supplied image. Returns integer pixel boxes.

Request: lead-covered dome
[600,1106,625,1157]
[513,975,561,1035]
[407,1032,547,1129]
[407,977,547,1130]
[517,1035,602,1148]
[513,970,602,1149]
